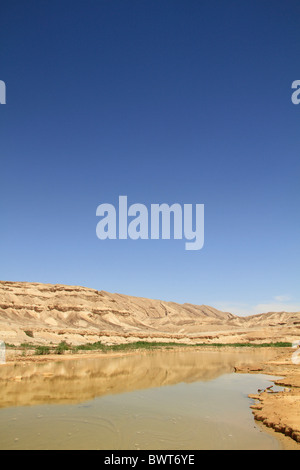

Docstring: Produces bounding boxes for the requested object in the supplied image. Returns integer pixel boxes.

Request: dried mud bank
[235,347,300,449]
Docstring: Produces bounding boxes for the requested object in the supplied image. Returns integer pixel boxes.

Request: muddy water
[0,349,282,449]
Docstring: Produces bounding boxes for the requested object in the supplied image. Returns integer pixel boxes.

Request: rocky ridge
[0,280,299,346]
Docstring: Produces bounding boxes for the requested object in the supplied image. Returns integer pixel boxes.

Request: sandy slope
[0,280,300,346]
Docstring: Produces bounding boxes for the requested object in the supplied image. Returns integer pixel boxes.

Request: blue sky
[1,0,299,315]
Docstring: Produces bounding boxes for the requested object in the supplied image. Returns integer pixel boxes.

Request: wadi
[0,280,299,450]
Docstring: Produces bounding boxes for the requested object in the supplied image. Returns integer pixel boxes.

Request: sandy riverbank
[2,345,300,450]
[234,347,300,450]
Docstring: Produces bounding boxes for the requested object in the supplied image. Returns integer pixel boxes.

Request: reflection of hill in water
[0,349,275,408]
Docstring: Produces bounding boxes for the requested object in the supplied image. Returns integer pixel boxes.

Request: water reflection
[0,349,276,408]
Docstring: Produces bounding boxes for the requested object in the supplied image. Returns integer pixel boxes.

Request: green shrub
[55,341,70,355]
[35,345,50,355]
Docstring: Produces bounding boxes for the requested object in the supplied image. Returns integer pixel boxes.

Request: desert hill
[0,280,299,346]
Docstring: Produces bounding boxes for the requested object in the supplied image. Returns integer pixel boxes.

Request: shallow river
[0,349,283,449]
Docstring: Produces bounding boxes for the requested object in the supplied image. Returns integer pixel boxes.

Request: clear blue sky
[1,0,299,315]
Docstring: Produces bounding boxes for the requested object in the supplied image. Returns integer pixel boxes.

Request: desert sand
[0,280,299,449]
